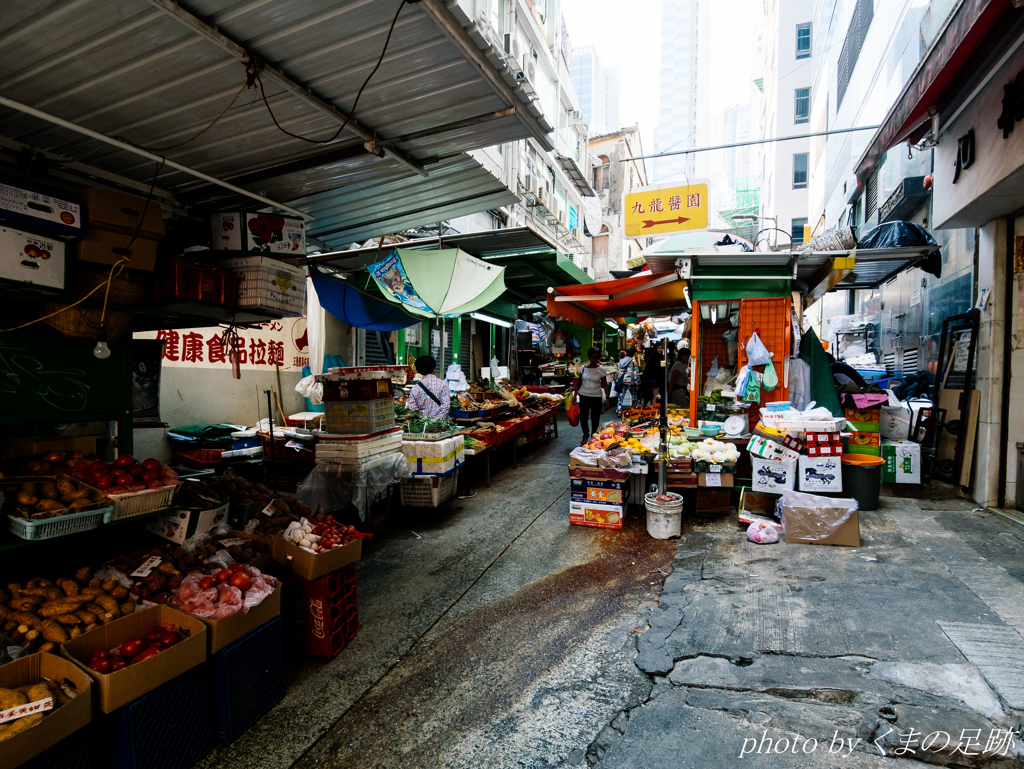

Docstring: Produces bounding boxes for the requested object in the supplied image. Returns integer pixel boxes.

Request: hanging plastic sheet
[296,452,410,522]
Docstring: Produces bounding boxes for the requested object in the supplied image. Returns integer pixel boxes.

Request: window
[793,153,808,189]
[594,155,611,190]
[794,88,810,124]
[791,218,808,245]
[796,24,811,59]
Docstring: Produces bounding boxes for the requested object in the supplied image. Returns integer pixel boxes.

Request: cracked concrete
[591,498,1024,768]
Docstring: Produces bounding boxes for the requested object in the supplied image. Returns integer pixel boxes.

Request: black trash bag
[712,233,753,250]
[857,221,937,249]
[893,371,933,400]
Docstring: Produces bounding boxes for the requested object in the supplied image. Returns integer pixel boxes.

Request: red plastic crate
[173,446,224,466]
[156,260,241,307]
[280,564,359,660]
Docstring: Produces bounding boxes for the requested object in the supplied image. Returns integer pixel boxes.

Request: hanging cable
[251,0,415,145]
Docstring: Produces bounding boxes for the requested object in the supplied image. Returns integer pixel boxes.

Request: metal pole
[658,339,668,496]
[265,389,277,493]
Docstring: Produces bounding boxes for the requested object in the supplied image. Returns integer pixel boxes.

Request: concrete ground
[198,416,1024,768]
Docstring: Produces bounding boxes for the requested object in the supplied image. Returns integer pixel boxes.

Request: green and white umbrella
[369,248,506,319]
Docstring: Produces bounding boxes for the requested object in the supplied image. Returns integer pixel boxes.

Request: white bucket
[645,491,683,539]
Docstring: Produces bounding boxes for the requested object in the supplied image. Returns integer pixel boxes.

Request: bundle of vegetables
[282,515,371,554]
[0,677,77,742]
[0,569,137,654]
[83,622,185,673]
[171,563,276,620]
[404,416,457,435]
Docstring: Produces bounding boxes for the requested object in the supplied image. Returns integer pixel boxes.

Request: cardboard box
[750,456,797,492]
[846,428,881,455]
[847,420,880,432]
[81,188,165,239]
[880,410,912,440]
[210,212,306,255]
[569,500,625,529]
[844,407,880,423]
[665,471,698,488]
[737,487,783,529]
[567,465,631,482]
[571,486,626,504]
[698,472,734,487]
[0,224,67,291]
[783,497,859,547]
[0,181,83,237]
[61,605,206,713]
[695,488,731,514]
[75,227,158,271]
[195,583,282,654]
[798,456,843,493]
[752,423,803,451]
[882,440,922,484]
[807,443,844,457]
[0,653,92,769]
[273,536,361,581]
[145,502,228,544]
[747,434,801,462]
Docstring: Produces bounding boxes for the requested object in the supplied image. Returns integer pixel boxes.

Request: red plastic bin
[156,260,241,307]
[280,564,360,660]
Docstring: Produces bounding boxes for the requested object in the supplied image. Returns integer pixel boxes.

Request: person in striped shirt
[408,356,450,419]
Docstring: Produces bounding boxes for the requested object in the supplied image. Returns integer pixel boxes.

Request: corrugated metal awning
[0,0,552,239]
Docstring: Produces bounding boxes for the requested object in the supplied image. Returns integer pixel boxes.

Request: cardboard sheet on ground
[778,488,860,547]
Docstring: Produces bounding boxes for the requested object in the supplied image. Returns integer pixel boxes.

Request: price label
[706,404,717,412]
[217,538,248,548]
[0,697,52,724]
[709,465,722,473]
[261,503,276,517]
[704,473,722,487]
[131,556,162,577]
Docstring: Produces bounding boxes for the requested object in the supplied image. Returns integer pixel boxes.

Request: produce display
[67,455,179,495]
[282,515,371,554]
[0,676,78,742]
[251,493,315,537]
[690,439,740,466]
[81,622,186,673]
[180,474,274,509]
[0,570,137,654]
[2,476,108,520]
[171,563,276,619]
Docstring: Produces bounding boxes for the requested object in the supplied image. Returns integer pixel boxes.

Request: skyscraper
[653,0,711,183]
[569,47,620,135]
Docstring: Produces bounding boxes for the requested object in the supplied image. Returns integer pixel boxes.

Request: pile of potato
[0,568,135,654]
[0,677,76,741]
[252,494,314,537]
[4,477,103,520]
[197,474,273,508]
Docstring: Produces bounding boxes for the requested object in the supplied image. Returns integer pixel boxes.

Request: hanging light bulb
[93,328,111,360]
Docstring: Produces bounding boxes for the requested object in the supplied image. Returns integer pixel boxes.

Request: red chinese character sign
[624,181,709,237]
[137,318,308,372]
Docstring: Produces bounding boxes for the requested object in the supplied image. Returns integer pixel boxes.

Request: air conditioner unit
[524,60,536,84]
[523,175,536,193]
[569,110,583,122]
[570,226,580,240]
[535,187,546,204]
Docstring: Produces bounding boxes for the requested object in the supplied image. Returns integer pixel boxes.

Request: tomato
[127,463,145,477]
[89,467,106,480]
[158,630,182,648]
[229,563,245,573]
[229,572,252,590]
[95,474,116,489]
[120,637,144,658]
[216,569,232,583]
[146,628,162,642]
[114,454,135,467]
[131,646,161,665]
[141,458,162,472]
[199,577,215,590]
[141,471,160,482]
[89,658,112,674]
[110,657,127,672]
[90,649,109,662]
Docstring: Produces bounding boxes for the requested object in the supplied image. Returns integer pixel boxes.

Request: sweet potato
[18,587,49,597]
[74,567,92,585]
[82,603,104,617]
[79,587,104,600]
[38,642,56,655]
[87,577,101,589]
[92,595,120,619]
[10,596,42,611]
[120,602,136,616]
[46,678,69,707]
[56,579,79,597]
[83,623,100,633]
[6,584,20,600]
[0,689,26,709]
[54,614,81,626]
[100,579,118,594]
[6,612,41,629]
[1,713,43,740]
[39,620,68,644]
[26,578,53,590]
[0,589,8,604]
[36,597,89,617]
[110,586,129,601]
[75,610,98,625]
[68,625,82,639]
[0,605,8,620]
[44,588,65,602]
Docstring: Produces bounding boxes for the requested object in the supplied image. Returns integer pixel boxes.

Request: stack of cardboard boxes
[568,462,630,530]
[844,408,881,456]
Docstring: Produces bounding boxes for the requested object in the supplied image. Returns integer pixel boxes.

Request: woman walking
[574,347,609,445]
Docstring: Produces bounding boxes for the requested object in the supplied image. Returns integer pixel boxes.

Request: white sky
[561,0,763,157]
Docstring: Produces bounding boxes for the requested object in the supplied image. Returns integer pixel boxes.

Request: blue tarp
[310,266,421,331]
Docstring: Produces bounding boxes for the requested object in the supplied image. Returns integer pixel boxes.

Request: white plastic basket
[220,255,306,314]
[400,469,459,508]
[106,484,178,521]
[6,506,113,541]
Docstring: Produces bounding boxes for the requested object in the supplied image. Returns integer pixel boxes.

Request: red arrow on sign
[642,216,690,228]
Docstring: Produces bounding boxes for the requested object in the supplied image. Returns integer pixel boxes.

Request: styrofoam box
[402,436,464,459]
[797,456,843,493]
[750,456,796,492]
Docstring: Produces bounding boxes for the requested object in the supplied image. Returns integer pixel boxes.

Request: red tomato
[95,474,115,489]
[229,563,245,573]
[229,572,252,590]
[146,628,162,642]
[158,630,182,648]
[199,577,215,590]
[120,637,144,658]
[131,646,161,664]
[90,649,109,662]
[89,658,112,674]
[110,657,127,672]
[216,569,232,583]
[127,463,145,477]
[89,467,106,480]
[141,471,160,482]
[141,458,162,472]
[114,454,135,467]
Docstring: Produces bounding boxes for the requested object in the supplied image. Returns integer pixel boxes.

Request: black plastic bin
[841,456,884,511]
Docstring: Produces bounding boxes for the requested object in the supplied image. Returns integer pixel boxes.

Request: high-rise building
[653,0,711,183]
[569,47,620,134]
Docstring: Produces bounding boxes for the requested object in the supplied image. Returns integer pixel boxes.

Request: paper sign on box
[798,456,843,493]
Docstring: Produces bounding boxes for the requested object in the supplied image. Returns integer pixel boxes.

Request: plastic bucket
[841,455,884,511]
[645,491,683,539]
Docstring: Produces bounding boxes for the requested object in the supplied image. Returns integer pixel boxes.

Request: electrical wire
[128,81,249,153]
[252,0,415,145]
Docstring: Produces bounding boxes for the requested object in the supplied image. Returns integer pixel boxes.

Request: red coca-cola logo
[310,597,325,640]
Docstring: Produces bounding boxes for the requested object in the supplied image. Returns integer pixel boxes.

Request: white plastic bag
[620,389,633,407]
[609,382,619,398]
[762,359,779,391]
[295,374,323,406]
[746,520,779,544]
[446,364,470,393]
[708,356,719,378]
[746,332,772,366]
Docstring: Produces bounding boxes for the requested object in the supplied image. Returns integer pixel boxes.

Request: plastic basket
[220,256,305,315]
[324,399,395,435]
[155,260,240,307]
[173,447,224,466]
[400,468,459,508]
[107,484,178,521]
[105,663,214,769]
[211,617,286,744]
[21,727,92,769]
[280,564,359,660]
[5,505,113,541]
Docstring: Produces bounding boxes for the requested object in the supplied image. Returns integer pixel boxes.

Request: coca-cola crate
[280,564,359,660]
[155,260,240,307]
